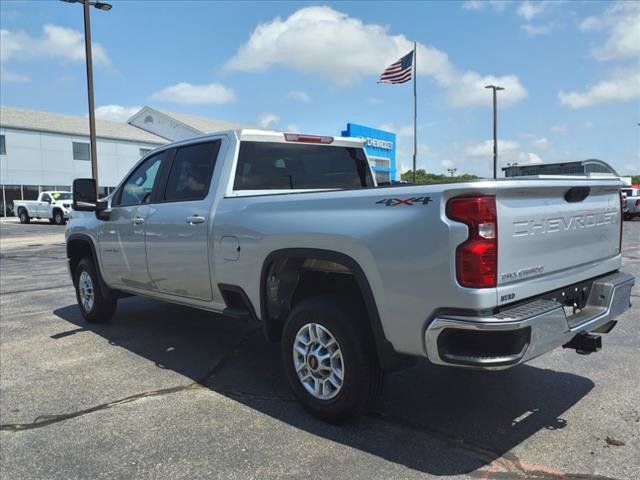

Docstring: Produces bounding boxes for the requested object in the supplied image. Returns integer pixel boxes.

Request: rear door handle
[131,216,145,225]
[186,215,205,224]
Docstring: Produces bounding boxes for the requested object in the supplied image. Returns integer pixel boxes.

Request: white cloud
[286,90,311,103]
[0,67,29,82]
[151,82,235,104]
[579,1,640,61]
[365,97,383,104]
[258,113,280,129]
[558,69,640,108]
[0,24,109,66]
[225,6,527,107]
[285,124,300,132]
[1,24,110,81]
[441,159,455,169]
[551,123,568,134]
[95,105,142,122]
[378,123,414,137]
[527,152,543,164]
[462,1,508,12]
[449,72,527,107]
[533,137,550,150]
[465,139,520,157]
[521,23,553,36]
[517,1,547,21]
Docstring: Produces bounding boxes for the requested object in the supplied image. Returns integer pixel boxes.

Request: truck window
[41,193,52,203]
[114,151,165,207]
[234,142,373,190]
[164,140,220,202]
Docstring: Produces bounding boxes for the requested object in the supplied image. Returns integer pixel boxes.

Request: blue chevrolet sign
[341,123,397,182]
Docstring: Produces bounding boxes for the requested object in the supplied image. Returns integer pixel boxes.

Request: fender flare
[66,233,112,298]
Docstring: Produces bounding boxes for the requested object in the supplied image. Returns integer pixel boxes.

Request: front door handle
[186,215,205,225]
[131,216,145,225]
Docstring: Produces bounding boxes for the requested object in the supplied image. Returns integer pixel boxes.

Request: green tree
[400,169,480,184]
[631,175,640,185]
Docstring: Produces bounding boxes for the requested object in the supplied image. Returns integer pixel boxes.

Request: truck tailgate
[497,183,621,287]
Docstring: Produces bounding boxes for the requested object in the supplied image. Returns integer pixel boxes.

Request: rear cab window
[233,141,373,191]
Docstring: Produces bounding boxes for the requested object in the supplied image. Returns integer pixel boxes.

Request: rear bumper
[424,271,635,369]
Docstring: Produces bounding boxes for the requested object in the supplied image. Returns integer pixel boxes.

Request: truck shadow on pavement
[54,296,594,476]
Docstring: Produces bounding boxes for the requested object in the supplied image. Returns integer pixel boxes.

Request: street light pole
[61,0,112,196]
[485,85,504,180]
[83,0,98,194]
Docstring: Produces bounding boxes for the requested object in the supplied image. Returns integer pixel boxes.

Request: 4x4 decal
[376,196,432,206]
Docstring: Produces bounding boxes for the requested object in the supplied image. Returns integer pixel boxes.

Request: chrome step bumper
[424,271,635,369]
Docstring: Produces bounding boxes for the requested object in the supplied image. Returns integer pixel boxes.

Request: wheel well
[262,256,364,342]
[17,206,26,214]
[67,238,94,279]
[260,250,412,372]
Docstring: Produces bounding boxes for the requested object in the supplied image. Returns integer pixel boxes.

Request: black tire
[74,257,117,323]
[52,209,65,225]
[18,208,30,224]
[281,296,383,423]
[624,213,633,221]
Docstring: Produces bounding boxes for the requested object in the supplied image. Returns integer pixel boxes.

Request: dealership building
[0,105,397,216]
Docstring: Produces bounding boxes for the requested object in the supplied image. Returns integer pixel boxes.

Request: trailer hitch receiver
[563,332,602,355]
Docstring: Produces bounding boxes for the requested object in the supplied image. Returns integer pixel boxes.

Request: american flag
[378,50,414,84]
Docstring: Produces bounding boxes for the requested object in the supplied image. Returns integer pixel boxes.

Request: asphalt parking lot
[0,218,638,480]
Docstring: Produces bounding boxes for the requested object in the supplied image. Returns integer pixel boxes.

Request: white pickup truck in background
[622,187,640,220]
[14,191,73,225]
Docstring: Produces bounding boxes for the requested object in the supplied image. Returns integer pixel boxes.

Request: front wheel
[52,209,65,225]
[74,258,117,323]
[18,209,30,224]
[281,296,383,423]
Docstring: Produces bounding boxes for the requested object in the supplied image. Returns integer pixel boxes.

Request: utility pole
[485,85,504,180]
[61,0,112,195]
[447,168,457,177]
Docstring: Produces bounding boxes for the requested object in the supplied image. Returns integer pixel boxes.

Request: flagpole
[412,41,417,183]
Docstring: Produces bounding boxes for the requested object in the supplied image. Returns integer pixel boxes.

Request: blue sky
[1,0,638,177]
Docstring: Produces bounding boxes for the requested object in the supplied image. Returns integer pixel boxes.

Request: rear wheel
[18,208,30,224]
[281,296,383,422]
[74,257,117,323]
[52,209,65,225]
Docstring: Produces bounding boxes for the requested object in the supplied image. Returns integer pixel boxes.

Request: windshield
[51,192,72,200]
[234,141,373,190]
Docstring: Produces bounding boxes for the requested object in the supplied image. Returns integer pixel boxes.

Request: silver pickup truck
[66,130,635,421]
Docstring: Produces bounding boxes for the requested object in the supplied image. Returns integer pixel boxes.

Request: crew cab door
[97,149,169,289]
[144,140,221,301]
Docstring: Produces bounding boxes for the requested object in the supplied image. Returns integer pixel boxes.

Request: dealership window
[375,171,391,184]
[2,185,21,217]
[140,148,152,157]
[369,156,390,169]
[23,185,39,200]
[0,135,6,155]
[72,142,90,161]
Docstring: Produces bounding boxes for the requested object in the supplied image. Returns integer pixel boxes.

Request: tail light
[446,195,497,288]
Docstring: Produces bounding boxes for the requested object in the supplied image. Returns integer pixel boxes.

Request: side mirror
[73,178,97,211]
